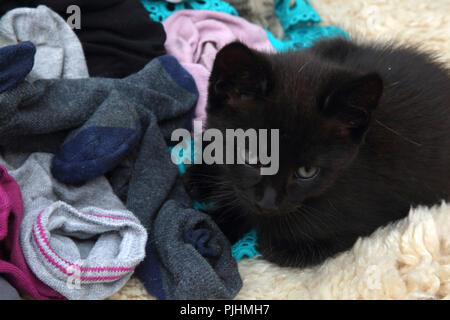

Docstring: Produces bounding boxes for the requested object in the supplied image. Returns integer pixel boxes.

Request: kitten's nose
[255,186,277,210]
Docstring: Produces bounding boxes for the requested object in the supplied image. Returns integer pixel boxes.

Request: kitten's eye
[240,148,258,166]
[295,166,319,179]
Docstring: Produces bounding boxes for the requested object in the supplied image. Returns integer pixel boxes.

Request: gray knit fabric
[0,57,192,154]
[0,56,242,300]
[0,5,88,80]
[0,153,147,300]
[153,193,243,299]
[0,276,22,300]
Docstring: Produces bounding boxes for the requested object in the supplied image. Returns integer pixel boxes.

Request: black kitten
[185,38,450,267]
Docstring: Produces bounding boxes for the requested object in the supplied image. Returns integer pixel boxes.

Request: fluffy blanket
[110,0,450,300]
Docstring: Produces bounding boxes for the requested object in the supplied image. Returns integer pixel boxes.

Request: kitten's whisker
[297,61,311,74]
[375,119,422,147]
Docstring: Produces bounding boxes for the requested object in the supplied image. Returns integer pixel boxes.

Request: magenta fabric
[163,10,275,127]
[0,165,65,300]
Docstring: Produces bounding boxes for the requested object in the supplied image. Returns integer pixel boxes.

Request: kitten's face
[204,42,383,216]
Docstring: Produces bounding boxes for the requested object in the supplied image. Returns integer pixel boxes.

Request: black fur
[185,38,450,267]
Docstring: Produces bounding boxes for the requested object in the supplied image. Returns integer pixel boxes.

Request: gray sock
[131,133,243,299]
[141,192,242,299]
[0,153,147,300]
[0,55,242,299]
[0,5,88,80]
[0,56,193,152]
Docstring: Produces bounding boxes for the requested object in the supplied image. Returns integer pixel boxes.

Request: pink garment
[0,165,65,300]
[163,10,275,127]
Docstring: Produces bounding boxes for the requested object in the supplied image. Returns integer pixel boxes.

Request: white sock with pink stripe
[1,152,147,300]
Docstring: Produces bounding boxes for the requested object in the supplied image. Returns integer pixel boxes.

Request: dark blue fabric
[52,125,140,184]
[135,241,166,300]
[0,41,35,93]
[184,229,216,257]
[156,55,198,95]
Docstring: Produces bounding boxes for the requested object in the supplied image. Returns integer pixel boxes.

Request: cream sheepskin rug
[109,0,450,300]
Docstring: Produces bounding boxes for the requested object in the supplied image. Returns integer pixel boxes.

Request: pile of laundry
[0,0,347,300]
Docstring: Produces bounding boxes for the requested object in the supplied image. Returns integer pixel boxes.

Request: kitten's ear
[322,72,383,139]
[209,42,272,105]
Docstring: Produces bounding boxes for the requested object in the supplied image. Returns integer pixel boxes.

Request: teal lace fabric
[142,0,348,51]
[267,24,349,51]
[231,229,261,261]
[275,0,321,30]
[141,0,238,22]
[269,0,349,51]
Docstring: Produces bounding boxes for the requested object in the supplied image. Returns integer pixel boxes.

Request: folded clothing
[0,164,64,300]
[0,5,88,80]
[1,153,147,300]
[0,41,35,93]
[0,0,167,78]
[163,10,275,126]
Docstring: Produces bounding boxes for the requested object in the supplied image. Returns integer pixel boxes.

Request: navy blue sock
[0,41,35,93]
